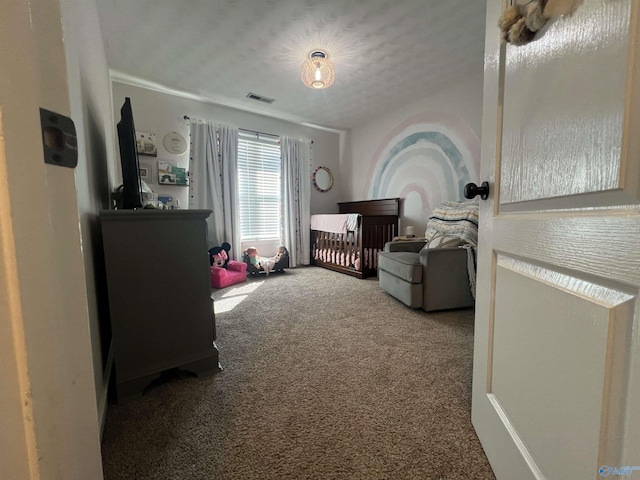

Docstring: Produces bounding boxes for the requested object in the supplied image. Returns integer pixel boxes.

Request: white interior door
[472,1,640,479]
[0,0,103,478]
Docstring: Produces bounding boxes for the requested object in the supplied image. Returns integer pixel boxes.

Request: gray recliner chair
[377,200,478,312]
[378,240,474,311]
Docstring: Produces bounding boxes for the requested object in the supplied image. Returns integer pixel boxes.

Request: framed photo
[136,131,157,157]
[139,160,155,184]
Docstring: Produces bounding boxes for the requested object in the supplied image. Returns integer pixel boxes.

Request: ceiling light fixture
[301,50,335,90]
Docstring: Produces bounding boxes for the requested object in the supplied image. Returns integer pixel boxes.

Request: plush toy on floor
[208,242,247,289]
[243,245,289,275]
[209,242,231,268]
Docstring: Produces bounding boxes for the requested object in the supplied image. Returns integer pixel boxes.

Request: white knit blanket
[424,201,478,247]
[424,201,479,299]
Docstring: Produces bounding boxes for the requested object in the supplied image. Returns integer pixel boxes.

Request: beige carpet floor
[101,266,496,480]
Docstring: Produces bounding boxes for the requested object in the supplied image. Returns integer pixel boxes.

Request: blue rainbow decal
[371,131,470,200]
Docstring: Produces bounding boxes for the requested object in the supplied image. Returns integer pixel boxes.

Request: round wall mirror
[313,166,334,192]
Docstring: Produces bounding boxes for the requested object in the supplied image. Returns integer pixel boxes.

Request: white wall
[110,80,342,255]
[61,0,117,433]
[344,72,484,237]
[111,80,342,214]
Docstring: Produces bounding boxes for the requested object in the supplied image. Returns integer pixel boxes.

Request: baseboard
[98,340,114,438]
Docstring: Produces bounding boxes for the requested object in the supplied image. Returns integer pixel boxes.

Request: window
[237,133,281,242]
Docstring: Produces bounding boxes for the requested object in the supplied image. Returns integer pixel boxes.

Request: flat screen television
[117,97,143,209]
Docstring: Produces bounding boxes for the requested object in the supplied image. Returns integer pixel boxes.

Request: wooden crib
[311,198,399,279]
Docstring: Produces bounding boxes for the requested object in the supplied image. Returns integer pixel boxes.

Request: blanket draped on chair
[424,201,479,299]
[425,201,479,246]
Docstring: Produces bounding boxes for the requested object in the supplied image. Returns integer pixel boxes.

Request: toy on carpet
[209,242,231,268]
[243,245,289,275]
[208,242,247,289]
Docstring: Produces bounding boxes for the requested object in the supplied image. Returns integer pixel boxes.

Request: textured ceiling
[96,0,487,131]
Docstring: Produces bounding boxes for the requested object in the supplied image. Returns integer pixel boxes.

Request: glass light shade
[301,52,335,89]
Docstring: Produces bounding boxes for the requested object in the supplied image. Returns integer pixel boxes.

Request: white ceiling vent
[246,92,275,104]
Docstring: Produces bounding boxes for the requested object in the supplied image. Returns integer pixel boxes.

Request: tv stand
[100,209,220,402]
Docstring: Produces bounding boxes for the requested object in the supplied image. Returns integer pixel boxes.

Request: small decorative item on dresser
[406,226,415,238]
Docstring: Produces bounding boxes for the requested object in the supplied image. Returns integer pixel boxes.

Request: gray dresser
[100,209,219,402]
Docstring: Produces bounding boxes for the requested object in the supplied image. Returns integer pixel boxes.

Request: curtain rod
[239,128,313,144]
[239,127,279,139]
[182,117,275,137]
[183,116,312,143]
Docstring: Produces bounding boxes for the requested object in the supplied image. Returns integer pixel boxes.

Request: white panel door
[472,1,640,479]
[0,0,103,478]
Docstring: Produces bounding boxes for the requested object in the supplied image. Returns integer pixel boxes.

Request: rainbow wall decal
[363,112,481,229]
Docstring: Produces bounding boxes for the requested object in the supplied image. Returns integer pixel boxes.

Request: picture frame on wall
[163,131,187,154]
[139,160,155,184]
[136,131,157,157]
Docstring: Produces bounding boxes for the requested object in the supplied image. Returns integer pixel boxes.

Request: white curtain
[281,136,311,267]
[217,124,240,260]
[189,120,240,259]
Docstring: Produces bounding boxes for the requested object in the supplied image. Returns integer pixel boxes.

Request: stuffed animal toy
[498,0,584,46]
[498,0,548,46]
[208,242,231,268]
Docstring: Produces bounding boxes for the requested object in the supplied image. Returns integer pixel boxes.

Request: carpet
[101,266,496,480]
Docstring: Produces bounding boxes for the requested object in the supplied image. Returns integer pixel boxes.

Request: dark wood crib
[311,198,399,279]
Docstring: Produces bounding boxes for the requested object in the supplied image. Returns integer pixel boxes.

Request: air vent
[246,92,275,104]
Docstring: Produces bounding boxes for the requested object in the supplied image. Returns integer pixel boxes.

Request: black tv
[117,97,143,209]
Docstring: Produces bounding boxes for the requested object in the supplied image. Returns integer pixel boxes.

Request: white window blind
[238,133,281,241]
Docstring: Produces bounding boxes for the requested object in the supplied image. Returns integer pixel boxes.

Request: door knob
[464,181,490,200]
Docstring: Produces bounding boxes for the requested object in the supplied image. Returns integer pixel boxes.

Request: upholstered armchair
[210,260,247,289]
[377,201,478,312]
